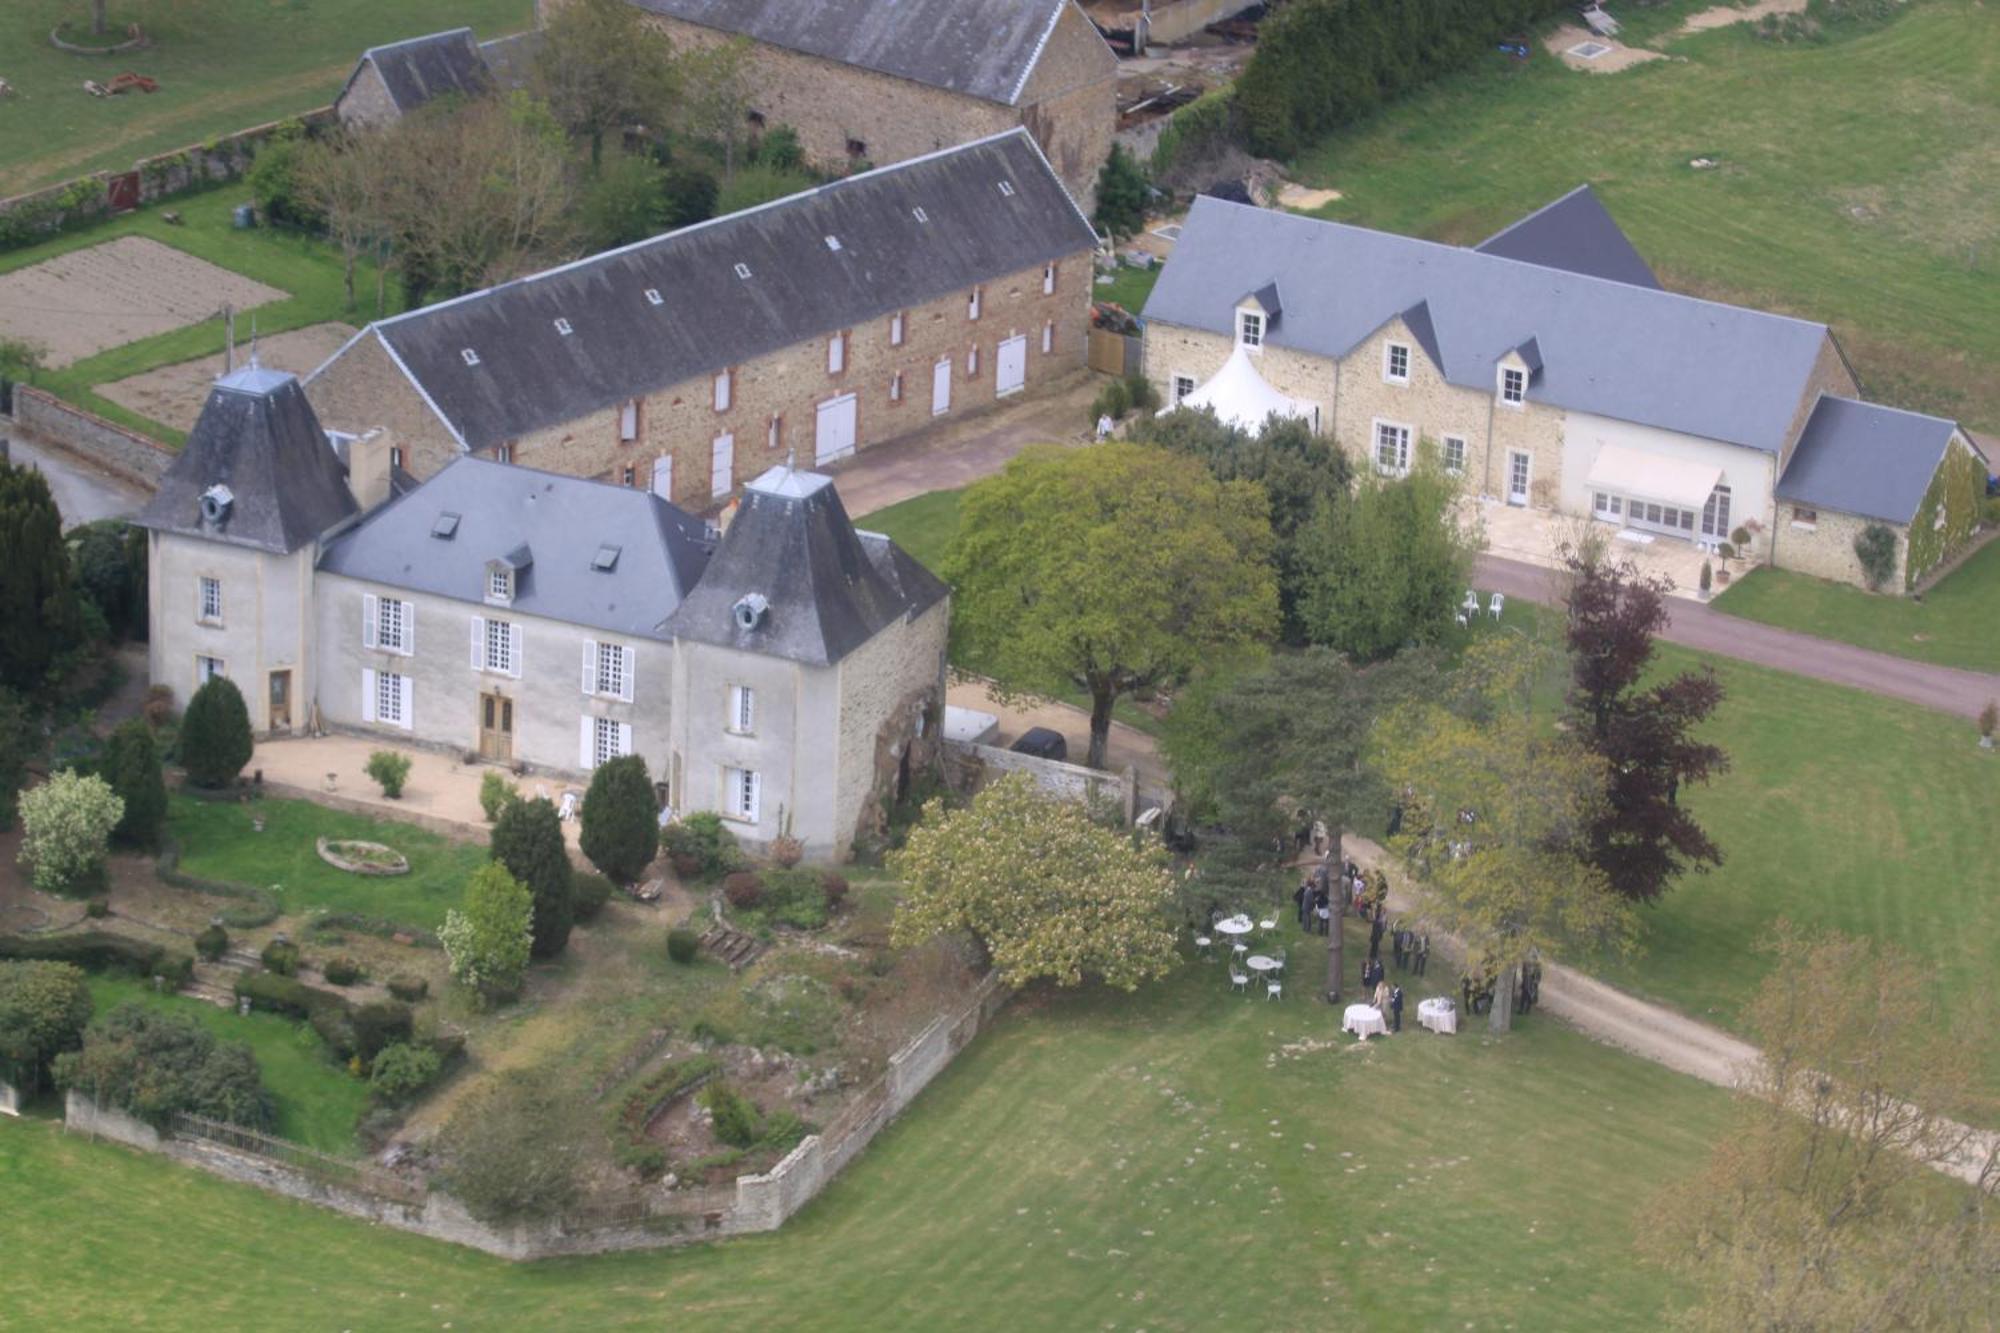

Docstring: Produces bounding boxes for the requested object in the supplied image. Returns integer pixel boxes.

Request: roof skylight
[592,544,621,571]
[734,262,753,279]
[554,318,573,335]
[824,235,842,252]
[912,206,929,223]
[644,288,663,305]
[461,348,480,366]
[431,512,461,539]
[997,181,1016,198]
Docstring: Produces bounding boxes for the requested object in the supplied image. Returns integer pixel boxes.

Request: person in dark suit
[1368,912,1386,960]
[1363,956,1384,990]
[1389,984,1405,1032]
[1293,879,1310,929]
[1415,933,1430,977]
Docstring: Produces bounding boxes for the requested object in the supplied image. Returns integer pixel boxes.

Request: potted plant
[1731,525,1753,561]
[1980,700,1997,750]
[1715,543,1735,585]
[1698,560,1713,600]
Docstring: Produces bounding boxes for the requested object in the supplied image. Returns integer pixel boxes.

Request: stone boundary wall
[10,386,172,487]
[947,739,1137,821]
[60,973,1012,1260]
[0,108,337,249]
[1131,0,1254,45]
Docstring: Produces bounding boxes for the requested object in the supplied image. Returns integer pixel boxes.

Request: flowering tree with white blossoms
[889,772,1179,991]
[440,863,534,1003]
[17,770,123,895]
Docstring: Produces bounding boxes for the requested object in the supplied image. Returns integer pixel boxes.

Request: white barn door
[931,357,952,416]
[815,393,858,465]
[996,334,1027,397]
[710,433,734,498]
[650,453,672,499]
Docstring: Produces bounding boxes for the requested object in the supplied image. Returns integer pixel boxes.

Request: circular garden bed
[315,838,410,877]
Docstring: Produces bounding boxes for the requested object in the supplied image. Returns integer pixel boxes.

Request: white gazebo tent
[1179,345,1317,436]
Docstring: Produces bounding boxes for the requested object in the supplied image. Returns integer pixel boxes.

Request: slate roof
[346,28,491,113]
[1775,396,1968,525]
[335,129,1095,452]
[662,465,948,665]
[134,366,358,555]
[1143,196,1831,455]
[475,31,542,90]
[624,0,1072,104]
[1474,184,1661,290]
[317,458,713,639]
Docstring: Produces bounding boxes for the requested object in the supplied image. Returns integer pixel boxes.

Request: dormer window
[1237,310,1263,350]
[1385,343,1410,384]
[1500,366,1526,406]
[487,567,512,603]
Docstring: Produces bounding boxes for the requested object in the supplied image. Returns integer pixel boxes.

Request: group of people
[1460,960,1542,1017]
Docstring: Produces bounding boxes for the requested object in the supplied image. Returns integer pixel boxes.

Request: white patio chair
[1194,930,1214,961]
[558,790,580,822]
[1230,968,1249,994]
[1456,611,1469,628]
[1462,589,1480,615]
[1231,939,1249,957]
[1266,978,1283,1001]
[1258,914,1277,933]
[1488,591,1505,620]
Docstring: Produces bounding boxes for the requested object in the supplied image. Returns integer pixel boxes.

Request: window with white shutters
[593,716,630,767]
[890,311,905,346]
[725,767,761,822]
[367,595,411,654]
[196,655,226,685]
[1042,262,1056,296]
[584,641,633,701]
[727,684,754,734]
[478,618,519,676]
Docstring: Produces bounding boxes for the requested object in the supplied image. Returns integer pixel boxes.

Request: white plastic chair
[1488,591,1505,620]
[1230,968,1249,995]
[1258,915,1277,933]
[1266,978,1283,1001]
[1456,611,1469,628]
[1194,931,1214,961]
[558,790,580,822]
[1462,589,1479,615]
[1232,940,1249,958]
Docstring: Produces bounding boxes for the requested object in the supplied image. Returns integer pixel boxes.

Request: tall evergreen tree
[1564,555,1729,905]
[0,686,35,831]
[103,718,168,850]
[1093,145,1149,240]
[179,676,253,789]
[491,796,574,959]
[578,754,656,886]
[0,462,84,692]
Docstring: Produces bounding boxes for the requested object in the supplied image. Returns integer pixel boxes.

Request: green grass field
[1096,261,1161,315]
[1711,540,2000,674]
[82,974,368,1153]
[2,188,402,444]
[0,0,532,194]
[3,934,1729,1328]
[1288,0,2000,430]
[169,793,488,930]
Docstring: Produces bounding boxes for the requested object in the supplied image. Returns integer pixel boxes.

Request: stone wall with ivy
[1905,433,1989,588]
[0,106,337,252]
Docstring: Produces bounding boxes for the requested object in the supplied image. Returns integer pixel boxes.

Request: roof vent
[997,180,1016,198]
[461,348,480,366]
[553,317,573,336]
[591,544,621,571]
[732,593,769,632]
[911,206,929,223]
[734,262,752,280]
[199,483,234,526]
[644,288,663,305]
[431,511,461,540]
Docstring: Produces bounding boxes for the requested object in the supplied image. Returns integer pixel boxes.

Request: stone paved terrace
[1466,495,1719,600]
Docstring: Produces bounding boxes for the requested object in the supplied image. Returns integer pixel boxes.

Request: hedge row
[232,972,413,1067]
[155,837,281,929]
[0,931,190,986]
[1237,0,1573,159]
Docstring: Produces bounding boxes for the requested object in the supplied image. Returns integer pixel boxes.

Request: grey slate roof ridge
[1008,0,1072,105]
[1773,392,1967,525]
[1473,183,1662,290]
[344,129,1094,450]
[1145,196,1834,453]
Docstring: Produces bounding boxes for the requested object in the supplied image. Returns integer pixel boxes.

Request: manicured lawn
[1289,0,2000,429]
[83,974,367,1154]
[3,938,1728,1328]
[168,793,488,930]
[1585,643,2000,1093]
[1711,540,2000,674]
[0,0,532,194]
[1095,260,1161,315]
[2,189,403,444]
[856,488,962,574]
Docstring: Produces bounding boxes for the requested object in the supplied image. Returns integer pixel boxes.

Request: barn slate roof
[346,129,1095,452]
[348,28,492,113]
[1474,184,1662,290]
[134,366,358,555]
[1775,396,1971,526]
[624,0,1070,104]
[662,465,948,666]
[317,458,713,639]
[1143,196,1831,455]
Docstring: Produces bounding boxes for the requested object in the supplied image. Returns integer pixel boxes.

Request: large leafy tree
[945,443,1279,769]
[533,0,680,166]
[1296,452,1476,661]
[0,960,92,1096]
[1133,408,1352,637]
[440,862,535,1001]
[676,36,754,181]
[17,770,123,897]
[579,754,656,886]
[890,772,1179,991]
[490,797,574,959]
[441,1070,589,1224]
[179,675,253,789]
[1644,926,1998,1329]
[68,519,147,643]
[1564,556,1728,905]
[0,462,85,693]
[54,1003,273,1131]
[1373,636,1635,1031]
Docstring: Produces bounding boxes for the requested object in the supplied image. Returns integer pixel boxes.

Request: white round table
[1214,915,1253,938]
[1246,954,1280,973]
[1343,1004,1388,1040]
[1417,997,1458,1035]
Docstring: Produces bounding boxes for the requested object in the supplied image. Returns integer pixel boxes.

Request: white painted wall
[1559,410,1777,536]
[147,531,315,732]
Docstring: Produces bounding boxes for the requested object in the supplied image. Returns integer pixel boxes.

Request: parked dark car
[1009,727,1069,762]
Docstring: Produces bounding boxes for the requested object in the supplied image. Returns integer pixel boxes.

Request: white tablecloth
[1417,997,1458,1035]
[1246,955,1280,973]
[1214,915,1254,937]
[1343,1004,1387,1039]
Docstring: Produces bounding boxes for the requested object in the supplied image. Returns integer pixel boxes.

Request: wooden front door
[478,692,514,762]
[267,670,291,731]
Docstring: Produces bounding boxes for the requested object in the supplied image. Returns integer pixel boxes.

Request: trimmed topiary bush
[666,928,700,965]
[579,754,657,885]
[321,955,363,986]
[572,872,614,923]
[491,797,574,960]
[661,811,737,879]
[179,676,253,788]
[102,718,167,850]
[722,870,764,910]
[260,939,301,977]
[478,769,517,822]
[194,923,229,961]
[369,1041,442,1103]
[364,750,412,799]
[386,974,429,1003]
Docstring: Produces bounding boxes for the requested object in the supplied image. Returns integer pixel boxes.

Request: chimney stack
[348,428,395,511]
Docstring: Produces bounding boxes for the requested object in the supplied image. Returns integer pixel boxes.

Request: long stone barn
[550,0,1119,209]
[303,129,1098,502]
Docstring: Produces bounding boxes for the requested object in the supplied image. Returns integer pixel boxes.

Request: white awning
[1178,345,1315,437]
[1585,445,1721,510]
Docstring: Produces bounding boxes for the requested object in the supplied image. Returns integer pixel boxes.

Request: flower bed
[315,838,409,877]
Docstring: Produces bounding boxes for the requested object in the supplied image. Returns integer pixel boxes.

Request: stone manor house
[305,130,1097,502]
[136,365,948,859]
[548,0,1119,209]
[1144,188,1990,593]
